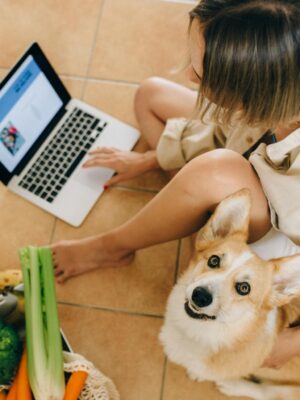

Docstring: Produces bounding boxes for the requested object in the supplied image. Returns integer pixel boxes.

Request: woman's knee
[187,149,250,178]
[180,149,263,203]
[180,149,271,239]
[134,77,166,113]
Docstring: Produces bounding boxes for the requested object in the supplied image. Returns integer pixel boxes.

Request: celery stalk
[19,246,65,400]
[39,248,65,399]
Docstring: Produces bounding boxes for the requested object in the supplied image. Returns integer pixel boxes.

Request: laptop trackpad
[73,165,114,191]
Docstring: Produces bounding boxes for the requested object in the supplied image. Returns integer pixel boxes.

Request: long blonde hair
[190,0,300,129]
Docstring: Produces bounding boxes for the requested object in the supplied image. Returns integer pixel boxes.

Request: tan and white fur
[160,189,300,400]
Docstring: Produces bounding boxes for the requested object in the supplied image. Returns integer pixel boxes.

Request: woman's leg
[134,77,197,149]
[52,149,271,283]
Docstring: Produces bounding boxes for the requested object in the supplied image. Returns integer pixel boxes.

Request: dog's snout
[191,287,213,308]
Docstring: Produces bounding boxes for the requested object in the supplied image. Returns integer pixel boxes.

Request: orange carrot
[6,375,17,400]
[63,370,88,400]
[16,349,32,400]
[0,391,7,400]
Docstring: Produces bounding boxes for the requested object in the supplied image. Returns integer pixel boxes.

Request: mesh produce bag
[63,351,120,400]
[1,352,120,399]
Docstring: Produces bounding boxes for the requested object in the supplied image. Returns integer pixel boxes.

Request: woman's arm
[263,327,300,369]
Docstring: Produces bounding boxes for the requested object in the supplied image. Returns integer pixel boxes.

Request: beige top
[156,118,300,245]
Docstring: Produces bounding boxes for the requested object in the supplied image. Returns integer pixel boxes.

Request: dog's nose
[191,287,213,308]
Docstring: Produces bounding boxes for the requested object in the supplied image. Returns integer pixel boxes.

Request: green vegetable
[0,318,22,385]
[19,246,65,400]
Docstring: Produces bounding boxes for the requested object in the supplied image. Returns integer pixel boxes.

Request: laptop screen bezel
[0,42,71,185]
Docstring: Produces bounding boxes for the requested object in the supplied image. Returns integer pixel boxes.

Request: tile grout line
[83,76,140,87]
[160,241,182,400]
[58,300,164,319]
[159,357,168,400]
[157,240,182,399]
[1,66,179,89]
[49,217,57,244]
[173,239,182,284]
[61,73,140,87]
[0,66,143,88]
[157,240,182,400]
[80,0,107,99]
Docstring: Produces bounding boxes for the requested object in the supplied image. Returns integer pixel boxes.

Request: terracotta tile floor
[0,1,248,399]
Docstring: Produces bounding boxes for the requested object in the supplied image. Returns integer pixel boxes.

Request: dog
[160,189,300,400]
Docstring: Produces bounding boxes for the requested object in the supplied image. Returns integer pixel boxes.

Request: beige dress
[156,118,300,246]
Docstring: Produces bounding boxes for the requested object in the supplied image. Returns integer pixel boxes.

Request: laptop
[0,43,140,226]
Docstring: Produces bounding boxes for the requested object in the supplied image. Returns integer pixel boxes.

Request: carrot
[6,375,17,400]
[0,391,7,400]
[16,349,32,400]
[63,370,88,400]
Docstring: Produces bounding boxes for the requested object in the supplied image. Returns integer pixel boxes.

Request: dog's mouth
[184,301,216,321]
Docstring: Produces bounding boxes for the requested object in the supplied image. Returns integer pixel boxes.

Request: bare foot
[51,234,134,284]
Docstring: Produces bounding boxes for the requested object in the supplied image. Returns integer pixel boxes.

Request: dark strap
[243,130,277,160]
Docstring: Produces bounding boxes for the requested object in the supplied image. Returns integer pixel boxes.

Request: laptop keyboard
[18,107,108,203]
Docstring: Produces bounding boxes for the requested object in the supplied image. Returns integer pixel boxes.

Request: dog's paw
[216,380,245,397]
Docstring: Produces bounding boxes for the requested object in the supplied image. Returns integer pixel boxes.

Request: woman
[53,0,300,368]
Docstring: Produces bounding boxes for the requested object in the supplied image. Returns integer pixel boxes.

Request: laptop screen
[0,55,63,173]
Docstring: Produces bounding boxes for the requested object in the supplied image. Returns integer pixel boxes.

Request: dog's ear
[197,189,251,244]
[270,254,300,307]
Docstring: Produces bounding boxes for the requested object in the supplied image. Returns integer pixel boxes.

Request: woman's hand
[82,147,159,187]
[263,327,300,369]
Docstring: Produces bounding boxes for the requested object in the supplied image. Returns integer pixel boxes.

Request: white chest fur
[160,320,214,381]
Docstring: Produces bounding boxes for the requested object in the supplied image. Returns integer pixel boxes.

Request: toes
[55,270,68,284]
[52,254,58,266]
[50,246,62,271]
[50,247,58,265]
[56,275,65,284]
[54,265,64,276]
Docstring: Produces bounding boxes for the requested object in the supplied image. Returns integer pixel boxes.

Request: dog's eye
[207,255,220,268]
[235,282,251,296]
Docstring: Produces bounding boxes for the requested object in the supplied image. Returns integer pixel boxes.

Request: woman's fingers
[83,154,112,165]
[83,157,116,168]
[82,150,150,182]
[104,174,125,187]
[89,147,117,155]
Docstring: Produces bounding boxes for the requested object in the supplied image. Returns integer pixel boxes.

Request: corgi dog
[160,189,300,400]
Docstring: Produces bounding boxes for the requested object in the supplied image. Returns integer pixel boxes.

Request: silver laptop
[0,43,139,226]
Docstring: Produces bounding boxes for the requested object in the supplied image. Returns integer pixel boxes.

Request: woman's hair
[190,0,300,129]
